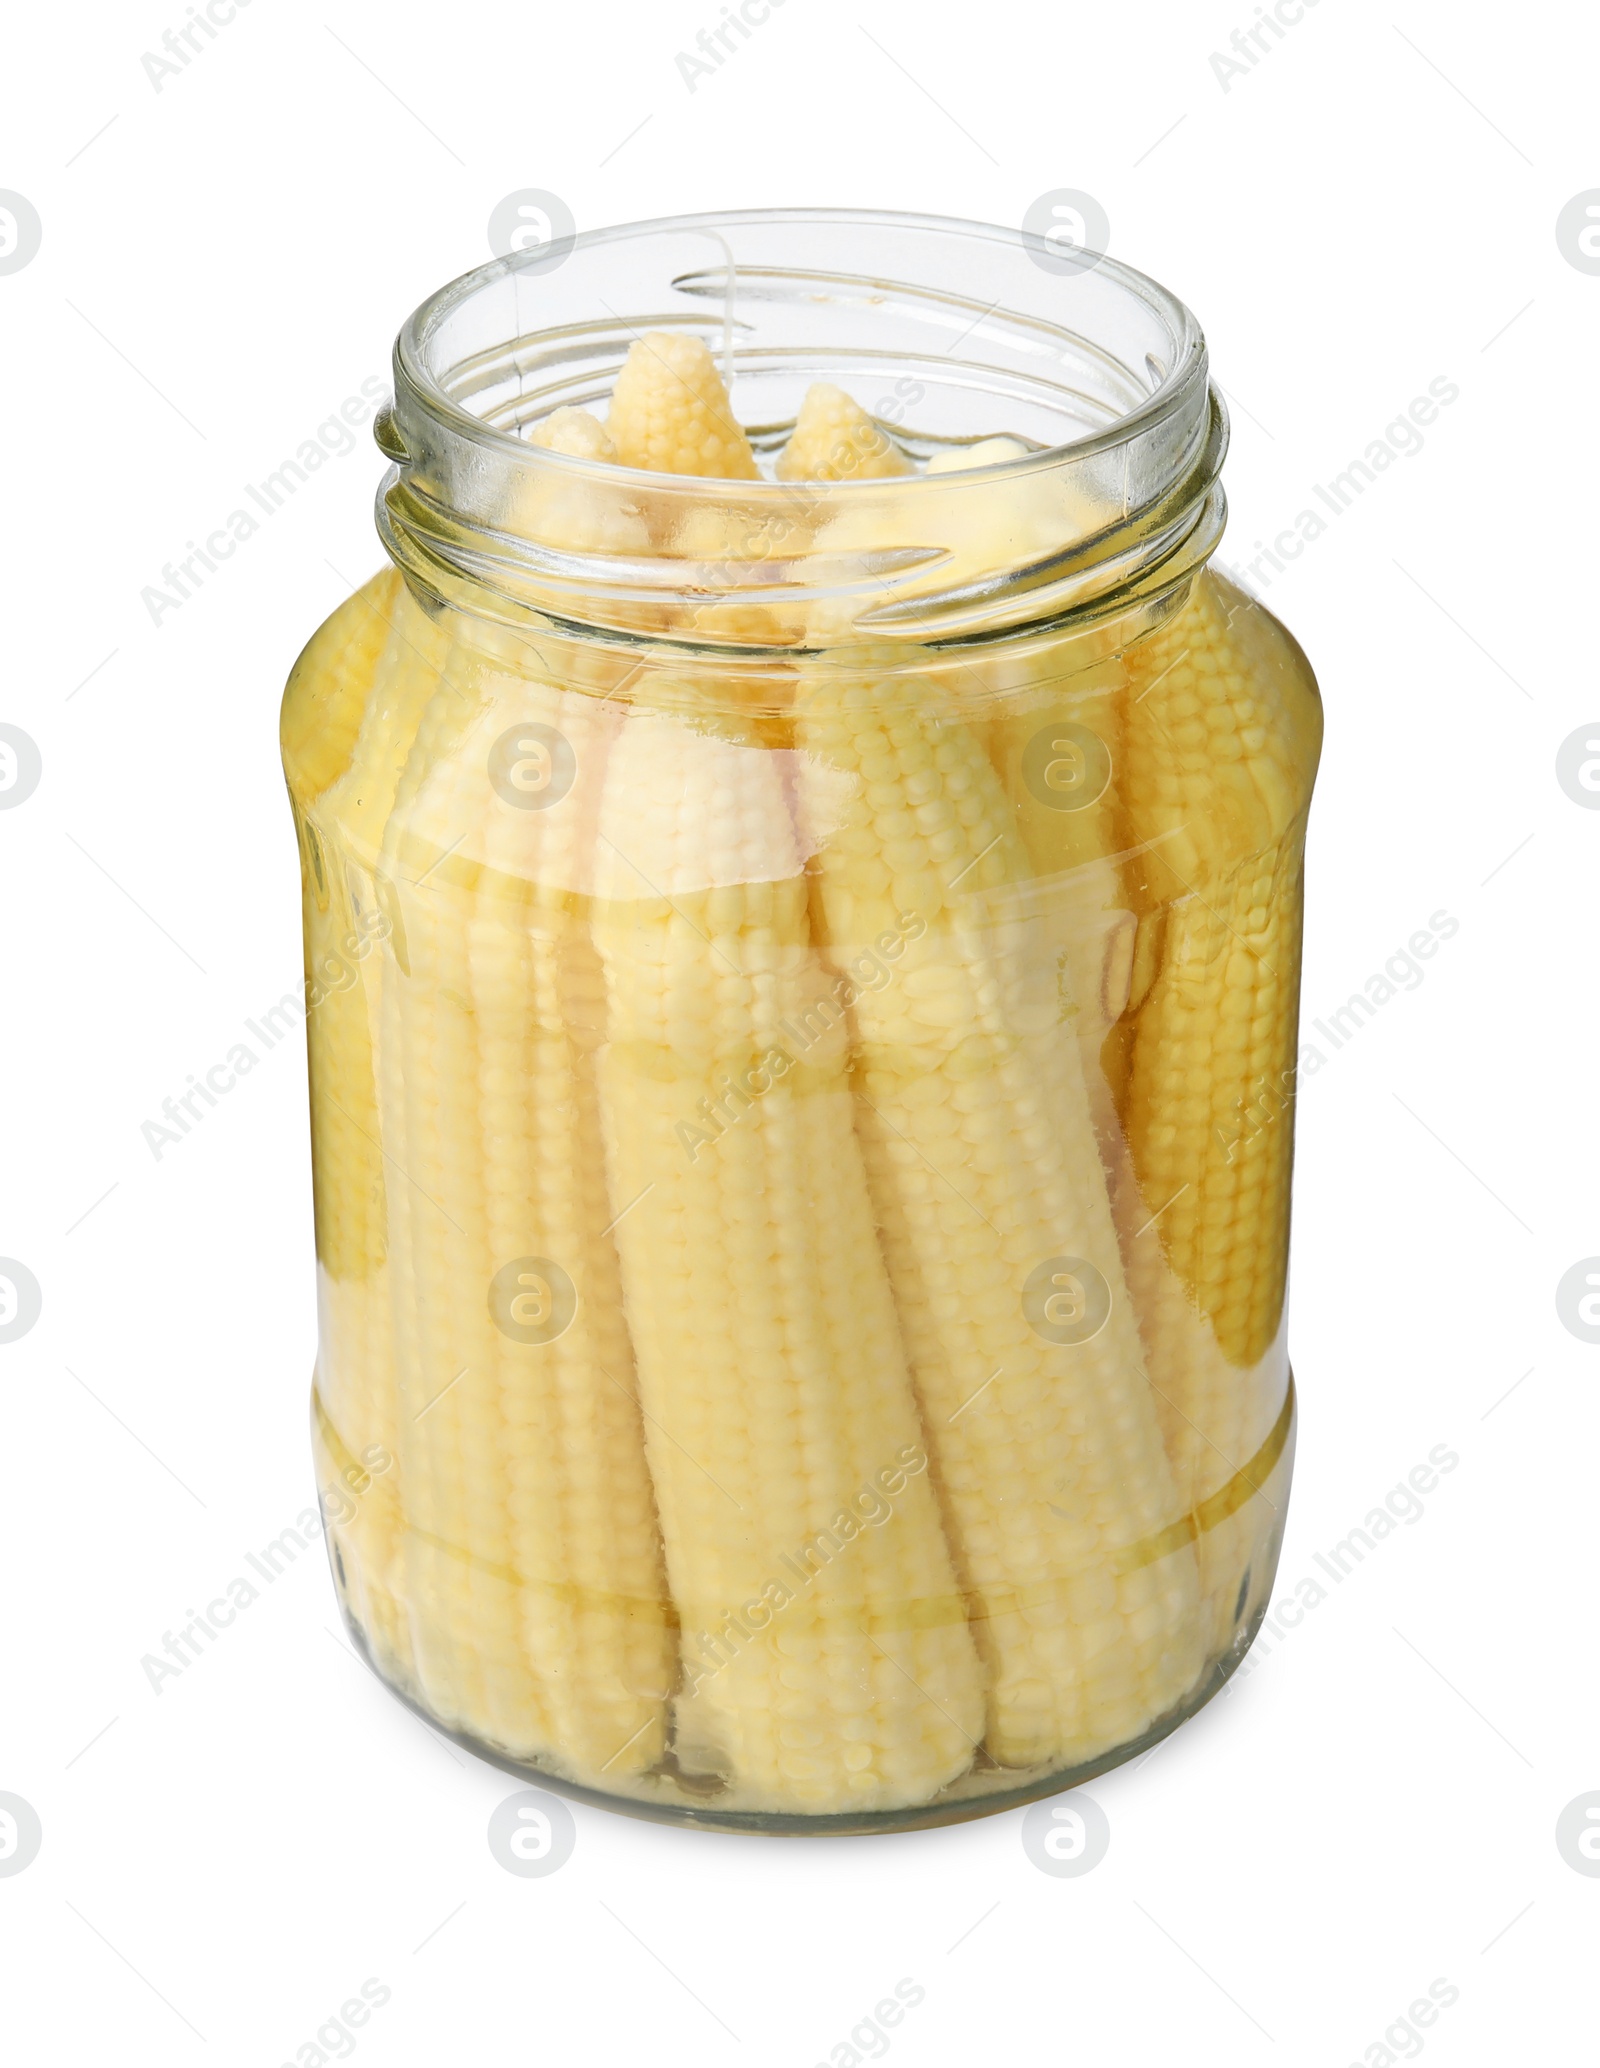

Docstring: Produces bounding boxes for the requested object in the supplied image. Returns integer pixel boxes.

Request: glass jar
[281,210,1322,1832]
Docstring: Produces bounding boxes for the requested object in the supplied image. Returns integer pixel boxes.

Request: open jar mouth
[378,208,1228,649]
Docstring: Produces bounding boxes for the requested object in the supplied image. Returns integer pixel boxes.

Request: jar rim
[379,207,1227,648]
[396,206,1208,487]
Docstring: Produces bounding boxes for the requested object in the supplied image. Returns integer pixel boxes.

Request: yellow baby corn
[794,653,1204,1770]
[528,405,620,462]
[281,567,402,804]
[1115,571,1319,1629]
[777,382,913,483]
[606,331,760,480]
[289,572,451,1687]
[590,700,983,1811]
[371,618,675,1782]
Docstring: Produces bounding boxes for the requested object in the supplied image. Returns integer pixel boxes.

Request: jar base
[329,1436,1291,1836]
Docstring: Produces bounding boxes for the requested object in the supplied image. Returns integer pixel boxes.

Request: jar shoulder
[280,566,403,808]
[1203,568,1325,792]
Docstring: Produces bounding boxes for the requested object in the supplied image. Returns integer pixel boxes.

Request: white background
[2,0,1596,2061]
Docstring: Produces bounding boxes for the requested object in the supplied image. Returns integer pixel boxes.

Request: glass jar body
[282,555,1320,1831]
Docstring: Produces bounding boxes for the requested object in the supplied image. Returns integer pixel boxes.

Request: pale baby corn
[460,649,672,1776]
[793,654,1204,1770]
[1116,579,1312,1374]
[600,355,980,1812]
[528,405,621,463]
[288,572,452,1687]
[607,331,760,479]
[519,405,639,560]
[608,340,797,645]
[983,644,1134,1167]
[375,662,510,1738]
[366,388,673,1782]
[1115,572,1318,1631]
[591,704,984,1811]
[776,383,913,483]
[372,627,674,1785]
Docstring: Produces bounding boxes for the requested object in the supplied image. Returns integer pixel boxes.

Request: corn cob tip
[527,405,618,461]
[776,381,913,483]
[924,436,1031,474]
[606,331,760,480]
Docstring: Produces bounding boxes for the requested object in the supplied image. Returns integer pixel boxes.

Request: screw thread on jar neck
[378,209,1228,654]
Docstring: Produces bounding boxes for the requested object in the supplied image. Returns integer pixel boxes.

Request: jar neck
[374,209,1229,653]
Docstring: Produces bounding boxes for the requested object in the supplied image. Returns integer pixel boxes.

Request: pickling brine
[282,211,1321,1831]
